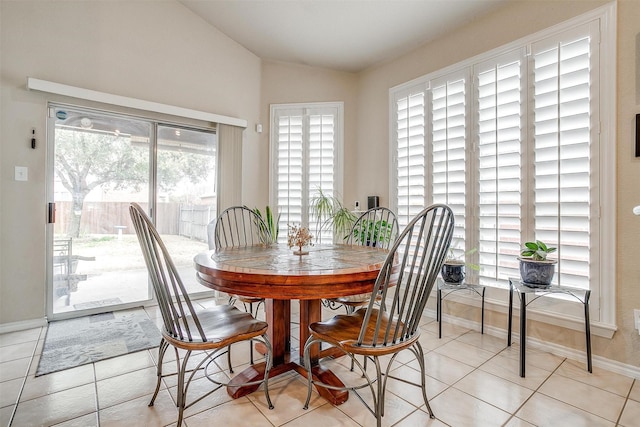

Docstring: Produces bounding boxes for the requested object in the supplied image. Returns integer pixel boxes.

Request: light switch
[15,166,28,181]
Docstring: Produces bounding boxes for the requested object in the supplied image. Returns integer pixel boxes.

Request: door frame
[45,102,218,320]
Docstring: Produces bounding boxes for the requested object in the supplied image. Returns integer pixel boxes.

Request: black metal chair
[323,207,399,314]
[129,203,273,426]
[303,204,454,426]
[212,206,272,367]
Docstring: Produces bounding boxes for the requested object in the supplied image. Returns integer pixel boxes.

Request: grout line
[6,326,46,426]
[539,360,630,424]
[92,362,100,426]
[615,378,635,427]
[442,330,535,427]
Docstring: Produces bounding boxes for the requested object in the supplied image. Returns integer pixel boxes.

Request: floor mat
[36,308,162,376]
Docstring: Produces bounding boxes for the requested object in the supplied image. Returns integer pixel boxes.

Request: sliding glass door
[47,105,217,318]
[155,125,217,295]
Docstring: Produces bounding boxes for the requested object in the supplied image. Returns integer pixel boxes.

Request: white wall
[0,0,261,324]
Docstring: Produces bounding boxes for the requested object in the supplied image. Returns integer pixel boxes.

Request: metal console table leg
[508,278,592,378]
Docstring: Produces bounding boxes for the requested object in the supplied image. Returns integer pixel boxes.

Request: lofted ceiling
[179,0,510,73]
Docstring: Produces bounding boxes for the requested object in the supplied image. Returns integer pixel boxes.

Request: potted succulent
[519,240,557,287]
[441,246,479,283]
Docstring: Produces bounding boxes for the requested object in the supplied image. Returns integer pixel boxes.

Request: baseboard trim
[0,317,48,334]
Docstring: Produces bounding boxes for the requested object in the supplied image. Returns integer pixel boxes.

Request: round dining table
[194,243,389,405]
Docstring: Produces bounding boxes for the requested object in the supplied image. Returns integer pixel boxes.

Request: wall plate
[14,166,28,181]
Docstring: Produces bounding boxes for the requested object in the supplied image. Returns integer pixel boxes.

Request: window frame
[388,4,616,333]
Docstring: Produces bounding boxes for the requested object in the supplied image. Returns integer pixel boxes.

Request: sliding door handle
[48,202,56,223]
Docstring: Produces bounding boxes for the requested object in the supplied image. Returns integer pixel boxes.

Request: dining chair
[323,207,400,314]
[302,204,454,426]
[129,203,273,426]
[212,206,272,367]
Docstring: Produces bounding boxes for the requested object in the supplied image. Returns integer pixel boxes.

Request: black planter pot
[519,258,557,287]
[441,262,465,283]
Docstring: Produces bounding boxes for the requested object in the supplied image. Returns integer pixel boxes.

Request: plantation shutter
[530,23,597,289]
[475,52,524,287]
[271,104,342,244]
[307,109,336,243]
[275,110,304,238]
[394,87,426,229]
[390,10,611,324]
[429,73,468,256]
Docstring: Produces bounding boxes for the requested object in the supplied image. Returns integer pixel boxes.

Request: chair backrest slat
[213,206,272,249]
[129,202,208,342]
[357,204,454,347]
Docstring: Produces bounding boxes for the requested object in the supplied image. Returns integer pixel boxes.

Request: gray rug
[36,308,162,376]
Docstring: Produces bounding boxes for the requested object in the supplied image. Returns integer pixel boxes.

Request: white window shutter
[430,74,468,257]
[394,88,426,230]
[390,11,612,324]
[531,25,595,289]
[271,104,343,244]
[275,112,304,237]
[475,52,524,287]
[307,110,336,243]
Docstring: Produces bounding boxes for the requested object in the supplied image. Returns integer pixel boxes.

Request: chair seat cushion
[164,304,268,349]
[309,308,418,356]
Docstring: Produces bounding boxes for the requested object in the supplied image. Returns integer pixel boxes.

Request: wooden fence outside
[54,201,216,243]
[178,205,216,242]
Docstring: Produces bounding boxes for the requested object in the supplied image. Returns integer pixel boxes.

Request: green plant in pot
[441,246,479,283]
[519,240,557,287]
[249,205,280,244]
[310,188,357,244]
[351,218,393,247]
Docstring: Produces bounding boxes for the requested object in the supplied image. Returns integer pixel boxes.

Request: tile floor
[1,297,638,427]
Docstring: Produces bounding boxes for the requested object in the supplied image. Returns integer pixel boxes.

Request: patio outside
[53,233,212,313]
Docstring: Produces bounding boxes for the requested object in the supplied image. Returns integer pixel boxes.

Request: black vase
[441,263,465,283]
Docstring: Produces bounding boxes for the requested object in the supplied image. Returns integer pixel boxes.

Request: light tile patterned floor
[1,297,637,427]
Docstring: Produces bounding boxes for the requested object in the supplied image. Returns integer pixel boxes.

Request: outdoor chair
[212,206,272,367]
[52,238,95,305]
[302,204,454,426]
[129,203,273,426]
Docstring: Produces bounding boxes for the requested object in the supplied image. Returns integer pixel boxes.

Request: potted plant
[310,188,357,243]
[250,205,280,244]
[519,240,557,287]
[441,246,479,283]
[351,218,393,247]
